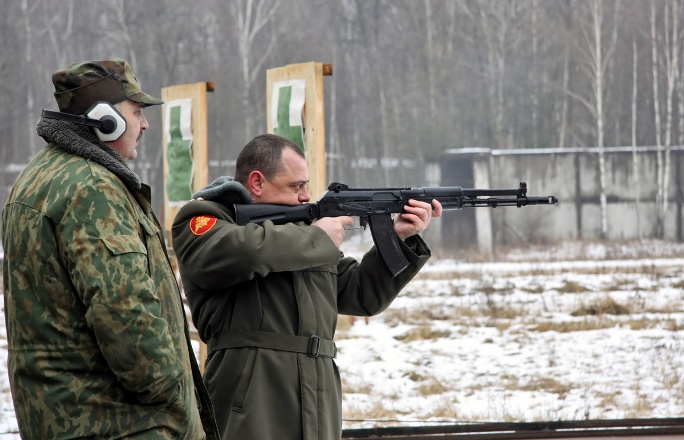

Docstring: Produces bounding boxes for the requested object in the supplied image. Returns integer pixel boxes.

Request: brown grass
[556,280,588,293]
[517,377,572,396]
[521,285,545,294]
[417,378,449,395]
[395,325,451,342]
[533,317,616,333]
[343,400,409,422]
[571,296,631,316]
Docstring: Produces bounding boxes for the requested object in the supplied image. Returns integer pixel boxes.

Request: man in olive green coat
[171,134,442,439]
[2,59,218,439]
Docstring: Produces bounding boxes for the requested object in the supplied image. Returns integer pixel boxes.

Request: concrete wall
[438,147,684,254]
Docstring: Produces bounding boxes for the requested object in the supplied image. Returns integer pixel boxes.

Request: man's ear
[247,171,265,198]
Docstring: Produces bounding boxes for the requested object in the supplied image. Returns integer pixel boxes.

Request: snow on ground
[335,238,684,430]
[0,239,683,436]
[0,302,18,439]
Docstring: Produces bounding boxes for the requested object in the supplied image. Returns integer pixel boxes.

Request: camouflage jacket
[1,118,219,439]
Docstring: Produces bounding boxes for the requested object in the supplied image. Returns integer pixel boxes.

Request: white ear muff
[85,102,126,142]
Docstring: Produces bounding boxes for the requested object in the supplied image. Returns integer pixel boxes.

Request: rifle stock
[234,181,558,277]
[234,203,317,226]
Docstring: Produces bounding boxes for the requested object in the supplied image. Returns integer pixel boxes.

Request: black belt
[208,331,336,358]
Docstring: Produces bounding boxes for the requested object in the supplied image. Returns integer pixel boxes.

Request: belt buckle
[307,335,321,357]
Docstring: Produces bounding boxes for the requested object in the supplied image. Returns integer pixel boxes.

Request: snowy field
[336,238,684,430]
[0,239,683,437]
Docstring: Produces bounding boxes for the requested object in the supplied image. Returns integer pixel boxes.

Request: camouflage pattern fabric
[2,120,216,439]
[52,58,163,115]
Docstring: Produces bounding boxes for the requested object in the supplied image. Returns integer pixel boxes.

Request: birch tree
[556,2,574,148]
[43,0,75,69]
[111,0,150,182]
[678,0,684,160]
[660,0,679,228]
[371,4,392,186]
[337,0,367,184]
[632,37,641,239]
[651,0,664,237]
[459,1,509,147]
[230,0,280,141]
[424,0,437,122]
[459,1,530,148]
[572,0,620,238]
[0,1,18,192]
[592,0,608,238]
[21,0,38,155]
[680,17,684,158]
[531,0,539,148]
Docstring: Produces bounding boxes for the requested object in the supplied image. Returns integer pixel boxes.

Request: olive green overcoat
[171,179,431,440]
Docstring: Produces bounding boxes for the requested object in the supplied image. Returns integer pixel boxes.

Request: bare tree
[459,1,531,148]
[371,3,392,186]
[230,0,280,141]
[660,0,679,225]
[570,0,620,238]
[531,0,539,148]
[651,0,664,237]
[632,36,641,240]
[556,2,573,148]
[21,0,38,155]
[592,0,608,239]
[424,0,437,121]
[459,1,508,147]
[43,0,75,69]
[678,0,684,157]
[338,0,367,185]
[155,6,215,86]
[680,17,684,156]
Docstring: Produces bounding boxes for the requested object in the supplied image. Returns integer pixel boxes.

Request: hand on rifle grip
[312,216,354,248]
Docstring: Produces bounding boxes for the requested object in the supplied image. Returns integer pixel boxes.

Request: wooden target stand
[161,81,214,372]
[267,62,332,199]
[163,63,331,373]
[266,63,371,330]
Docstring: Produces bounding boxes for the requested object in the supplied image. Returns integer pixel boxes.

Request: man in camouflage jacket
[171,134,442,439]
[1,59,218,439]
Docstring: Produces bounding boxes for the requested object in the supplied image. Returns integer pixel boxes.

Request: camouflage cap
[52,58,163,114]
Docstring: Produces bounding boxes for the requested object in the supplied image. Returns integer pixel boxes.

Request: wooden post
[162,82,214,235]
[161,81,214,373]
[266,62,332,199]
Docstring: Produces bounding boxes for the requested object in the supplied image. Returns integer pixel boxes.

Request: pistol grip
[368,214,410,277]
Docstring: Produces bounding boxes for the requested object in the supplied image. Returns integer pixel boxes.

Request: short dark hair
[234,134,305,185]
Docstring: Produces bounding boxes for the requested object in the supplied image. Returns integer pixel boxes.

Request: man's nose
[299,186,311,203]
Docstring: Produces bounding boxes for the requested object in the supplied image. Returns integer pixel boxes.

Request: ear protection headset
[41,101,126,142]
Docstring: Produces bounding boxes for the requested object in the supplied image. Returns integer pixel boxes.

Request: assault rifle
[234,182,558,277]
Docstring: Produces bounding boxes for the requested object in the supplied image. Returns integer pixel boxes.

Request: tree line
[1,0,683,235]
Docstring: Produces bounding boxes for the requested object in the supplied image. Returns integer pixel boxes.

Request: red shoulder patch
[190,215,217,236]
